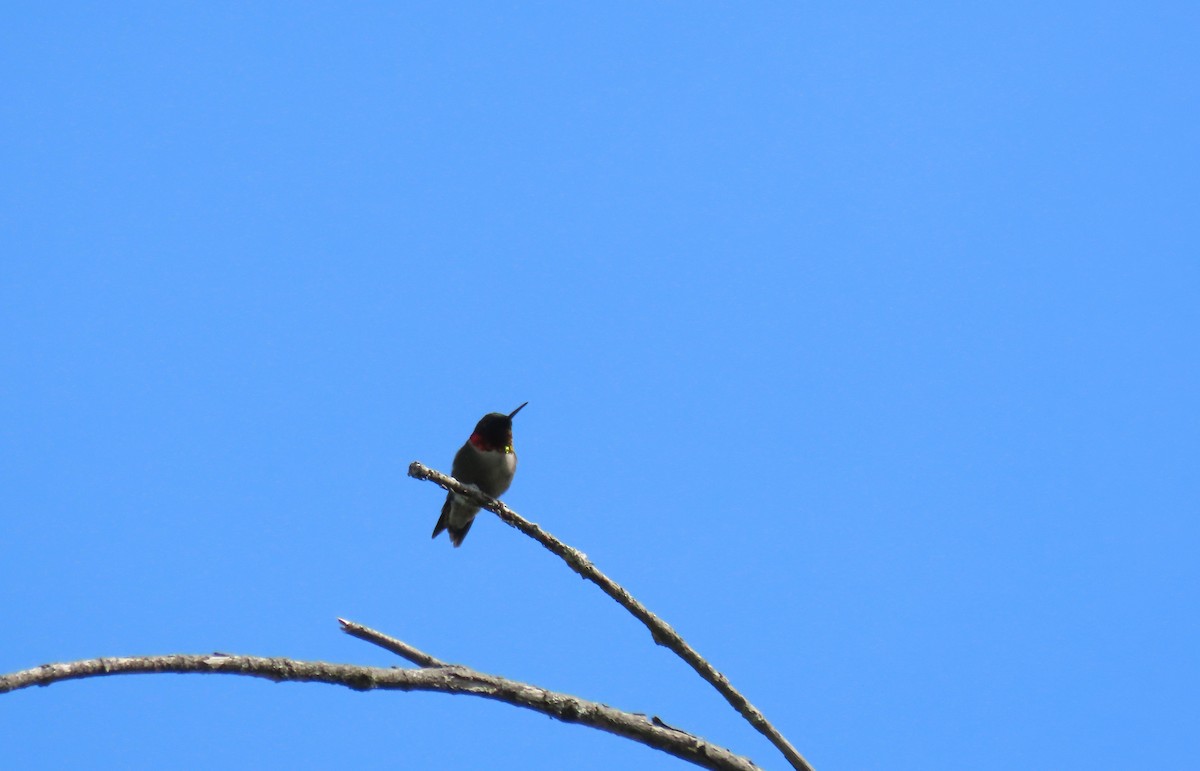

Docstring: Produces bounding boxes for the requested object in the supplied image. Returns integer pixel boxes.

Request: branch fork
[406,462,813,771]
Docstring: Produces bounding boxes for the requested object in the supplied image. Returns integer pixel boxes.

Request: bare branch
[409,461,814,771]
[1,653,760,771]
[338,618,447,667]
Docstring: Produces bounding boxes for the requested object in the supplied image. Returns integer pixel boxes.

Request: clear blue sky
[2,4,1196,770]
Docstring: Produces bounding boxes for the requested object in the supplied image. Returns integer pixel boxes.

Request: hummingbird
[431,402,528,547]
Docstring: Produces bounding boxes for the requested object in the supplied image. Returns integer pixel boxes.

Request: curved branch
[0,653,760,771]
[409,461,813,771]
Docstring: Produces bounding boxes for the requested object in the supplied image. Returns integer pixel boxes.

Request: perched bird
[432,402,528,547]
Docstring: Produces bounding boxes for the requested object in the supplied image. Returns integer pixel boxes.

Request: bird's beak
[508,401,528,419]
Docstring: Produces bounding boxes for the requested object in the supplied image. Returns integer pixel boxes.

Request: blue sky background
[2,4,1197,770]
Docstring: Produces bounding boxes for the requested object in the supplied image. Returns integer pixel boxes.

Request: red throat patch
[469,432,511,453]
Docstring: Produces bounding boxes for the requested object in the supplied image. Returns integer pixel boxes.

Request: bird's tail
[447,519,473,547]
[431,496,451,539]
[432,495,474,547]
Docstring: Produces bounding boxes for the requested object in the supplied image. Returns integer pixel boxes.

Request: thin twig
[338,618,447,667]
[409,461,814,771]
[0,654,760,771]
